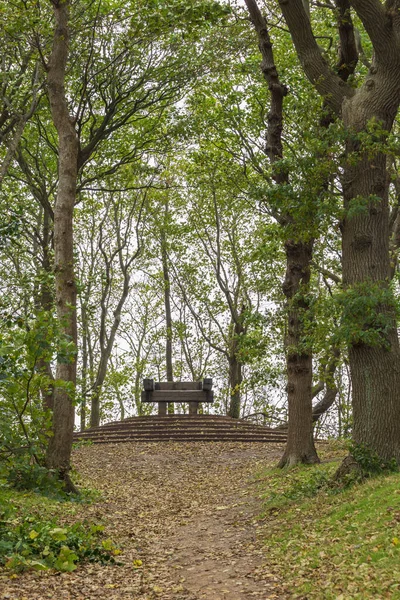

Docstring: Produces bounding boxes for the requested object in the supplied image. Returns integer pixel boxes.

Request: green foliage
[132,0,231,36]
[0,488,120,573]
[4,462,66,498]
[349,442,398,477]
[346,194,381,220]
[0,307,79,489]
[347,117,391,161]
[0,210,23,249]
[335,281,398,348]
[0,518,118,573]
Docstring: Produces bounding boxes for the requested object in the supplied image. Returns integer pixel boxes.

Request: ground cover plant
[0,480,119,574]
[257,445,400,599]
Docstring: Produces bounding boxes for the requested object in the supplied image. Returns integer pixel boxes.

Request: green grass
[257,449,400,599]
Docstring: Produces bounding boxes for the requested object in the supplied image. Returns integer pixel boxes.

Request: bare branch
[311,261,342,283]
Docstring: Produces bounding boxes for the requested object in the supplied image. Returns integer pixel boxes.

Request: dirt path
[2,442,287,600]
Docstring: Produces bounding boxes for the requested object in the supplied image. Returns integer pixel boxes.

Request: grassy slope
[257,445,400,599]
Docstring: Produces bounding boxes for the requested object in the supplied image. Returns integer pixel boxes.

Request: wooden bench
[141,379,213,416]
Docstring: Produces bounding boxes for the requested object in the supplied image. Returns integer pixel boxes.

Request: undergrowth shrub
[5,461,66,498]
[0,495,120,572]
[348,442,398,478]
[262,463,336,511]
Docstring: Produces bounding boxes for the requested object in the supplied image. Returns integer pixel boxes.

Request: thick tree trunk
[278,240,319,467]
[341,85,400,462]
[244,0,318,465]
[275,347,340,430]
[45,1,78,492]
[277,0,400,465]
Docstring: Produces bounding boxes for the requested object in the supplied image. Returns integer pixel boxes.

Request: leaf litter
[1,441,287,599]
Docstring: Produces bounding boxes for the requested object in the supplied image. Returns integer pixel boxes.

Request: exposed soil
[1,442,287,599]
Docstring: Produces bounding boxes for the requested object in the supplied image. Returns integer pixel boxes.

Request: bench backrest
[141,379,213,415]
[155,382,202,390]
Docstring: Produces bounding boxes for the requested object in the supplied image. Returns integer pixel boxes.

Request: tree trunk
[244,0,319,465]
[278,240,319,467]
[89,267,131,428]
[228,356,242,419]
[228,326,243,419]
[341,86,400,462]
[162,245,173,383]
[33,208,56,411]
[80,305,88,431]
[277,0,400,465]
[90,389,100,429]
[312,385,338,423]
[161,204,174,414]
[45,0,79,493]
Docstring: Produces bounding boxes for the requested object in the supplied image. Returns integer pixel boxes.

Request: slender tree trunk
[36,209,55,411]
[228,319,243,419]
[161,204,174,414]
[80,304,88,431]
[134,367,143,415]
[162,243,173,382]
[90,390,100,428]
[45,0,79,493]
[278,240,319,466]
[90,268,131,427]
[228,352,242,419]
[114,383,125,421]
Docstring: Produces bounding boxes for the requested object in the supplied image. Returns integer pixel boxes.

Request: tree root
[60,469,80,495]
[333,454,363,483]
[278,452,320,468]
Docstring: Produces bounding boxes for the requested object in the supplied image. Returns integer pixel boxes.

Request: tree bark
[36,208,56,411]
[275,347,340,430]
[278,0,400,462]
[228,318,243,419]
[45,0,79,493]
[89,204,138,427]
[80,304,89,431]
[245,0,318,464]
[89,266,131,427]
[341,83,400,461]
[160,203,174,414]
[278,240,319,466]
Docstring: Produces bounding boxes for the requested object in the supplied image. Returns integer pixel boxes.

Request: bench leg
[158,402,167,416]
[189,402,198,416]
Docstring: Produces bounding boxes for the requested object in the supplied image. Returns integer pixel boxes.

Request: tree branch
[350,0,398,61]
[335,0,359,80]
[278,0,353,112]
